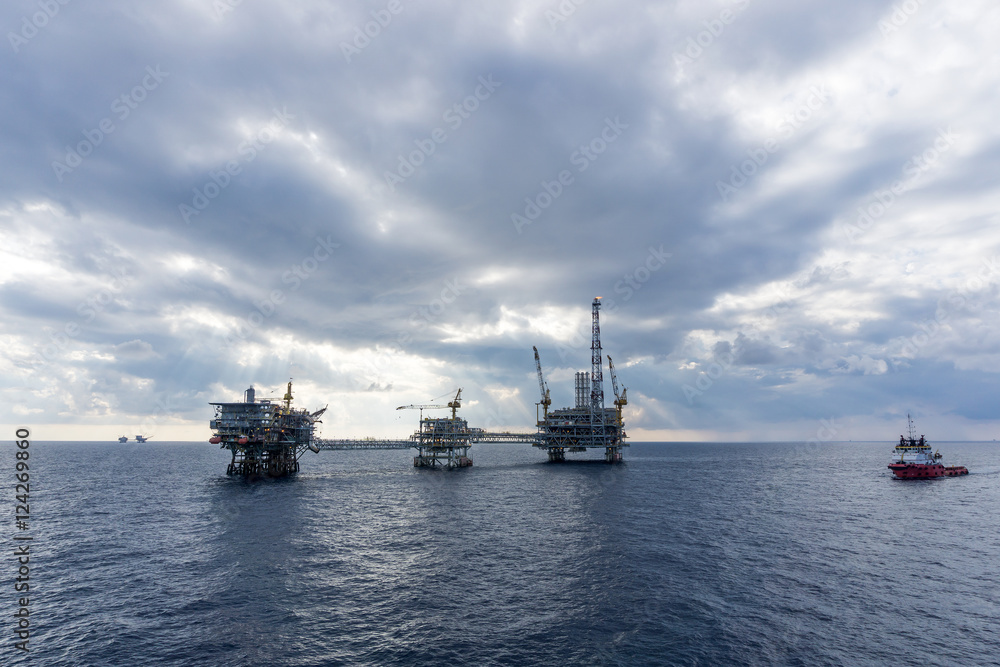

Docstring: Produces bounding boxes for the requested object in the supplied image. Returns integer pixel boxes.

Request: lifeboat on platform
[209,436,222,444]
[238,436,249,445]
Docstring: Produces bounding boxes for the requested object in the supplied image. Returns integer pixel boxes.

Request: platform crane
[533,346,551,420]
[396,388,463,421]
[607,355,628,427]
[446,388,463,419]
[396,402,448,421]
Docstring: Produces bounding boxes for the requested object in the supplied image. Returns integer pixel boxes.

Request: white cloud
[3,1,1000,440]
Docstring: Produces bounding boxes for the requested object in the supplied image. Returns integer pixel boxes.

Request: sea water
[4,440,999,666]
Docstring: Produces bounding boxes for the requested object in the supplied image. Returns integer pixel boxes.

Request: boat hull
[888,462,945,479]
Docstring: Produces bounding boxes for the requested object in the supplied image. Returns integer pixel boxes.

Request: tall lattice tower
[590,296,605,421]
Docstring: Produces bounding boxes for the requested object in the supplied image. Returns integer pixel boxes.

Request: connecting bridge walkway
[313,429,541,468]
[315,439,415,450]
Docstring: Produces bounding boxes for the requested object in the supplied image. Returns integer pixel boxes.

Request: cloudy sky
[3,0,999,442]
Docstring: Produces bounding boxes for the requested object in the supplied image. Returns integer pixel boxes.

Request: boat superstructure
[888,414,968,479]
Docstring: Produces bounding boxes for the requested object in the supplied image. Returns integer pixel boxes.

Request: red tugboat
[888,414,968,479]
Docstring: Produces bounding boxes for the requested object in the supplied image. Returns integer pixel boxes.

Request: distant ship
[135,435,149,443]
[888,414,968,479]
[118,435,128,443]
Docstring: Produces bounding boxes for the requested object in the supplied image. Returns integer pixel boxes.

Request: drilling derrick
[591,297,605,418]
[532,297,628,463]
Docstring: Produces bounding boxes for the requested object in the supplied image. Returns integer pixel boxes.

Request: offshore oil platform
[209,383,324,476]
[208,297,628,477]
[531,295,627,463]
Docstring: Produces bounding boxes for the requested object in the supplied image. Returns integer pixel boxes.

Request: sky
[3,0,1000,442]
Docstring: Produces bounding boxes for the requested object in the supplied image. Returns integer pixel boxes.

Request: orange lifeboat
[209,436,221,444]
[238,436,248,445]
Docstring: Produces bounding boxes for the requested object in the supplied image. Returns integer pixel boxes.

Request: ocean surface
[4,440,999,666]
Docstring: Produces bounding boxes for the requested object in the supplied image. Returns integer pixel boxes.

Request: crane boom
[396,388,464,420]
[607,355,628,426]
[607,355,620,401]
[396,402,447,421]
[533,346,551,418]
